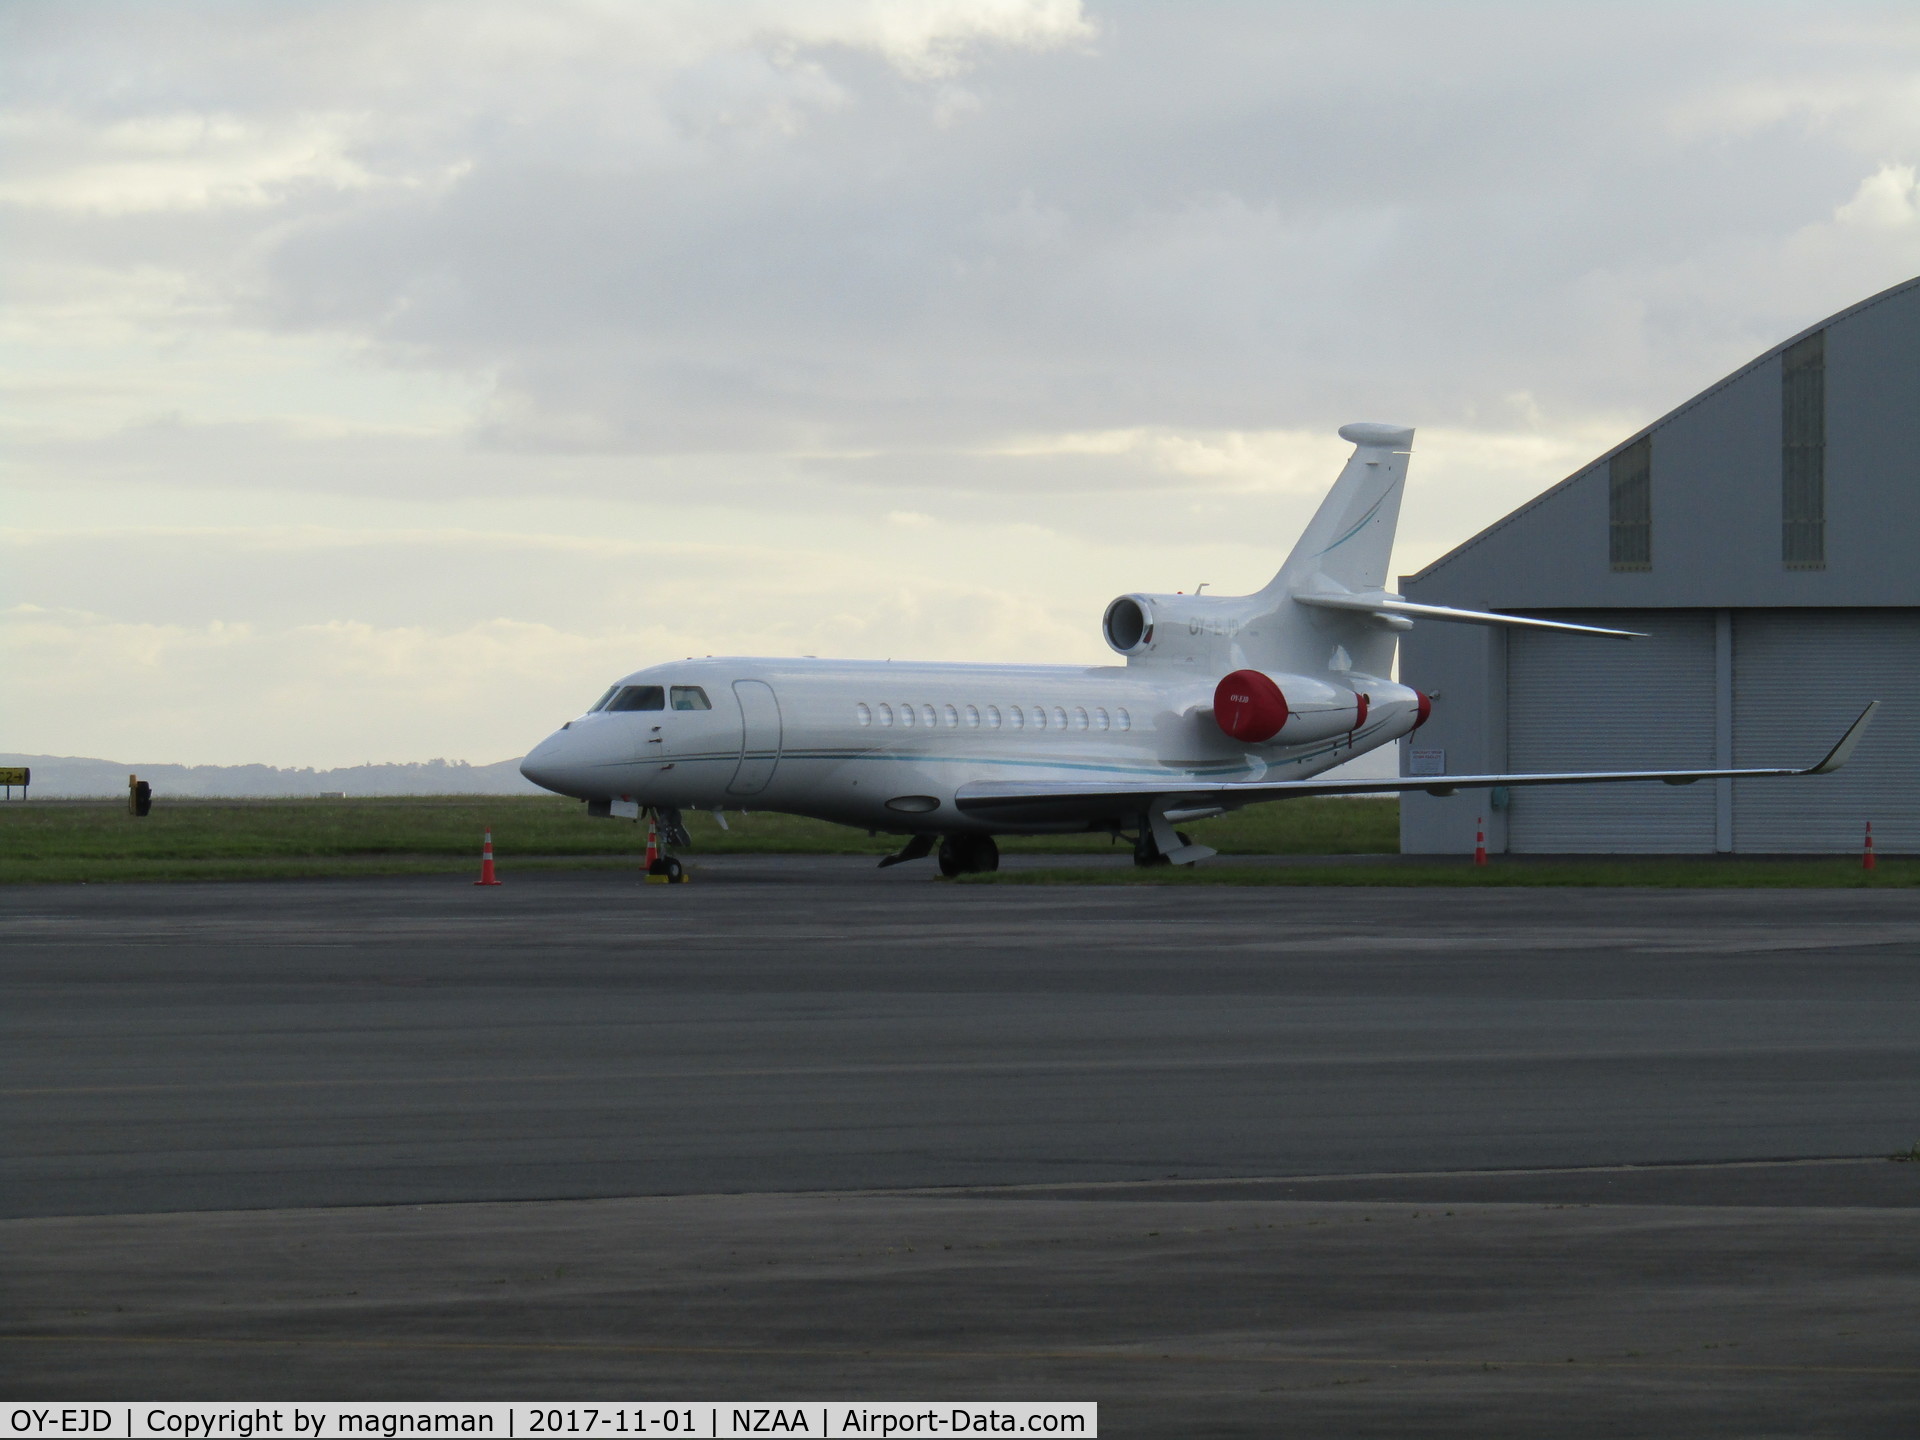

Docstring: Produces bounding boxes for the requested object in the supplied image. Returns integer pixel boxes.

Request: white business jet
[520,423,1875,874]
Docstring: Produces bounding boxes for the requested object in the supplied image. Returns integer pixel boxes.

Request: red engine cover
[1214,669,1289,742]
[1413,690,1433,729]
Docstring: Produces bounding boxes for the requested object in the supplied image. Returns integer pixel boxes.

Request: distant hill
[0,754,541,798]
[4,736,1399,799]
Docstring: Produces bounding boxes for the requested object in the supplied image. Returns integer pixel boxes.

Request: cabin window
[986,705,1002,729]
[856,703,872,727]
[1094,708,1110,731]
[605,685,665,712]
[1066,706,1082,730]
[943,704,959,727]
[877,703,894,727]
[1115,707,1132,731]
[922,704,938,727]
[1031,706,1048,731]
[965,704,980,728]
[587,685,620,713]
[1782,329,1826,568]
[1608,436,1652,571]
[899,704,915,728]
[1008,706,1024,730]
[670,686,711,711]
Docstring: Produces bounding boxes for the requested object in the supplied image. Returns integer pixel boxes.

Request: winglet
[1806,701,1879,775]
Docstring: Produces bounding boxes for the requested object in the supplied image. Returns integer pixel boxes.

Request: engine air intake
[1103,596,1153,654]
[1215,669,1289,742]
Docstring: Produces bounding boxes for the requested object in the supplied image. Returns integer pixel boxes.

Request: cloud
[0,110,382,214]
[1,581,1094,768]
[9,1,1920,764]
[12,2,1920,459]
[0,527,1099,763]
[4,602,624,765]
[203,8,1920,454]
[1835,162,1920,228]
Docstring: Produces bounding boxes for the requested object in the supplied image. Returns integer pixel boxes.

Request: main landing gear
[877,834,936,869]
[938,834,999,877]
[877,833,999,875]
[1126,804,1221,868]
[1130,827,1195,867]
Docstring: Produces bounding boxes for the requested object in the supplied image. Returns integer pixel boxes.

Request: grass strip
[959,860,1918,888]
[4,798,1897,888]
[0,854,656,885]
[0,794,1396,882]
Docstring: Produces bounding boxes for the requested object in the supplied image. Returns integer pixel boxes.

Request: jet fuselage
[519,656,1423,834]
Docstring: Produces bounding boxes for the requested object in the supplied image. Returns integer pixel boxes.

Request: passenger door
[728,680,783,795]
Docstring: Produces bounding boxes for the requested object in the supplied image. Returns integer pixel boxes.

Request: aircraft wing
[952,702,1879,826]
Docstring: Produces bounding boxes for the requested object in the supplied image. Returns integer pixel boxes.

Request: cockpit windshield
[604,685,666,712]
[589,683,702,713]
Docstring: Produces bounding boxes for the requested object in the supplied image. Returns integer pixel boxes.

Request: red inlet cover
[1214,669,1289,742]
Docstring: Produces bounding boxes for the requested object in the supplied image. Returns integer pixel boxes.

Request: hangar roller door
[1506,611,1716,852]
[1733,609,1919,852]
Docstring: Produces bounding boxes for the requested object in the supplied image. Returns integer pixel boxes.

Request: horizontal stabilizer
[953,704,1879,824]
[1293,591,1642,638]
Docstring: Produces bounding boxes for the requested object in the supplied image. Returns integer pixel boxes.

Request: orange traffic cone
[474,828,501,886]
[641,808,686,884]
[1864,820,1876,872]
[1474,816,1488,868]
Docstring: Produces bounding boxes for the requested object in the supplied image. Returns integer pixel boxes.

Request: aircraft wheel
[938,835,999,876]
[649,856,686,883]
[1132,830,1171,867]
[937,837,965,877]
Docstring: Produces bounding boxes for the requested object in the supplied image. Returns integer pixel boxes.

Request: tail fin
[1262,423,1412,597]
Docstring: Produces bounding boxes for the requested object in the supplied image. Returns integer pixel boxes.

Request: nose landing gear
[642,805,690,884]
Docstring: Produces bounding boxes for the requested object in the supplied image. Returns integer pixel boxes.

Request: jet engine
[1103,592,1262,662]
[1102,594,1158,655]
[1213,670,1433,745]
[1212,669,1369,744]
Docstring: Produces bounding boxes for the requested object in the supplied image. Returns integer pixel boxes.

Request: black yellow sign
[0,767,27,787]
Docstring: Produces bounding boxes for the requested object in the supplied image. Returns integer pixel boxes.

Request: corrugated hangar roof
[1410,272,1920,588]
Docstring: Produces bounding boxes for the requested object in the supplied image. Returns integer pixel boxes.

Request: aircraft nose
[519,731,573,796]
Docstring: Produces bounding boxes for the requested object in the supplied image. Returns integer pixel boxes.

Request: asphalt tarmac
[8,863,1920,1218]
[5,863,1919,1432]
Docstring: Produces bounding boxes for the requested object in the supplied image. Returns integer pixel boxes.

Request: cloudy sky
[7,0,1920,767]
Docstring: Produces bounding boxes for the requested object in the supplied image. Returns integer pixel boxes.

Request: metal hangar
[1400,276,1920,855]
